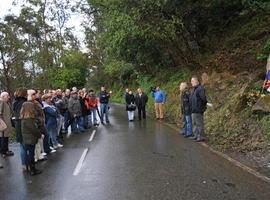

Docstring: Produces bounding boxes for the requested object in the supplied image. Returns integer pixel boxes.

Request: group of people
[0,86,112,175]
[0,76,208,174]
[124,76,208,142]
[180,76,208,142]
[124,87,166,122]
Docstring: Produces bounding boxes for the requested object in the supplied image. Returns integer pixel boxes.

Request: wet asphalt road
[1,104,270,200]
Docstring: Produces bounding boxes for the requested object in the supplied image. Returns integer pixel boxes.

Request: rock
[252,95,270,113]
[233,83,250,112]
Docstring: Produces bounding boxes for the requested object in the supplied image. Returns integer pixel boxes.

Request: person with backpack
[125,90,136,121]
[190,76,208,142]
[179,82,193,137]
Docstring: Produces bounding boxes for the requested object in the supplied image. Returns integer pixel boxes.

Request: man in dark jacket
[68,91,85,133]
[98,86,111,124]
[63,89,71,134]
[190,76,207,142]
[13,88,28,170]
[135,88,148,120]
[180,82,192,137]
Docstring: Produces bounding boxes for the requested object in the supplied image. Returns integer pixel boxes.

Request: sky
[0,0,86,50]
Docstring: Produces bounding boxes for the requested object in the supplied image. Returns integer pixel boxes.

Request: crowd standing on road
[0,86,110,175]
[0,76,209,173]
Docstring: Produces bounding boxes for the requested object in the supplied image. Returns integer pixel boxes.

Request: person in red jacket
[87,90,99,126]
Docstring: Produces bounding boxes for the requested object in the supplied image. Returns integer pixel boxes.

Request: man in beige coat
[0,92,14,158]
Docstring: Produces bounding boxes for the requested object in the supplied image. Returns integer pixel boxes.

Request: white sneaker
[49,146,55,150]
[38,155,45,160]
[57,143,63,148]
[41,152,47,156]
[50,149,56,153]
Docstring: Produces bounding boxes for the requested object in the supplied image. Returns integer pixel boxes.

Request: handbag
[0,118,7,132]
[127,104,136,111]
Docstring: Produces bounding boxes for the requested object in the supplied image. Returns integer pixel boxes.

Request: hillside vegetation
[83,0,270,153]
[1,0,270,172]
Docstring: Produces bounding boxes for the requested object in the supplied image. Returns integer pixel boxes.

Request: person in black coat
[179,82,193,137]
[98,86,112,124]
[190,76,207,142]
[125,90,136,121]
[12,88,28,171]
[135,88,148,120]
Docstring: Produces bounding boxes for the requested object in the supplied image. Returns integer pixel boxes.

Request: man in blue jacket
[151,86,166,120]
[190,76,207,142]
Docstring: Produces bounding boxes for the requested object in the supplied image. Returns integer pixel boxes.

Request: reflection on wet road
[0,104,270,200]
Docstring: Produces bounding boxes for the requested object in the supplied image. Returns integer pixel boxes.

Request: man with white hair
[0,92,14,157]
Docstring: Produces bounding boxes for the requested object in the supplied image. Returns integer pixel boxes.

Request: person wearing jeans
[98,86,111,124]
[13,88,28,170]
[86,90,99,126]
[42,94,63,149]
[190,76,208,142]
[68,91,85,133]
[179,82,193,137]
[20,101,42,176]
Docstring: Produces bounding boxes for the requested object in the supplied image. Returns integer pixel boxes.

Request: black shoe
[192,136,197,140]
[29,164,42,176]
[195,138,205,142]
[5,151,14,157]
[38,157,48,162]
[184,134,193,138]
[0,164,3,169]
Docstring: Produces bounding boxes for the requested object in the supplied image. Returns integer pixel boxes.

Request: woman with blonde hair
[27,90,47,162]
[179,82,193,137]
[21,101,42,175]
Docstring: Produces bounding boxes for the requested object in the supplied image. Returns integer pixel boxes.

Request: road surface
[0,104,270,200]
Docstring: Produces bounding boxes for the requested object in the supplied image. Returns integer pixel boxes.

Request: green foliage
[33,50,90,89]
[49,68,86,89]
[242,0,270,12]
[260,114,270,141]
[257,38,270,61]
